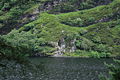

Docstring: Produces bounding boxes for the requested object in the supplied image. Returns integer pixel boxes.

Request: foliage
[68,50,90,57]
[89,51,111,58]
[20,13,79,42]
[0,35,29,63]
[0,0,41,34]
[75,38,94,50]
[57,0,120,27]
[94,44,109,53]
[2,29,55,56]
[0,0,120,57]
[100,59,120,80]
[48,0,113,14]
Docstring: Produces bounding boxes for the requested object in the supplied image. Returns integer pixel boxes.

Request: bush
[75,38,94,50]
[94,44,109,53]
[100,59,120,80]
[92,36,102,43]
[88,17,95,24]
[89,51,111,58]
[1,3,10,11]
[0,35,29,63]
[2,29,55,56]
[80,1,94,10]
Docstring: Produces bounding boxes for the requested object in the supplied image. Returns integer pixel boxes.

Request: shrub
[94,44,108,53]
[107,59,120,80]
[1,3,10,11]
[89,51,111,58]
[75,38,94,50]
[2,29,55,56]
[88,17,95,24]
[0,35,29,63]
[92,36,102,43]
[100,59,120,80]
[89,51,100,58]
[80,1,94,10]
[79,28,88,35]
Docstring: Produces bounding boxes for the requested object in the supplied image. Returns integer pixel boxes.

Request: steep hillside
[0,0,120,57]
[0,0,113,34]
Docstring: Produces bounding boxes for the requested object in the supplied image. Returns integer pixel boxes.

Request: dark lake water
[29,57,115,80]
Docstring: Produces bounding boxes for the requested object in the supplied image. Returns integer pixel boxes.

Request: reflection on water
[30,57,115,80]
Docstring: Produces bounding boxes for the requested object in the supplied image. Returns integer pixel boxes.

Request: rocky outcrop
[39,0,113,14]
[0,6,41,35]
[39,0,65,11]
[50,37,76,56]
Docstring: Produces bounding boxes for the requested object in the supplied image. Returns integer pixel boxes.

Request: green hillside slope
[0,0,120,58]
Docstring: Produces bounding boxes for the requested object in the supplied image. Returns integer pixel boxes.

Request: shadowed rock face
[40,0,113,13]
[0,7,40,35]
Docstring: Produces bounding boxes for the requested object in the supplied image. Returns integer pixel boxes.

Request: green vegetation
[48,0,113,14]
[57,0,120,27]
[0,35,28,63]
[1,1,120,80]
[100,59,120,80]
[0,0,120,58]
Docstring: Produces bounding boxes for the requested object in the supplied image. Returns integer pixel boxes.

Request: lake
[29,57,115,80]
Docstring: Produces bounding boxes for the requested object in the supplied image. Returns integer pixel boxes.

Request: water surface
[30,57,115,80]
